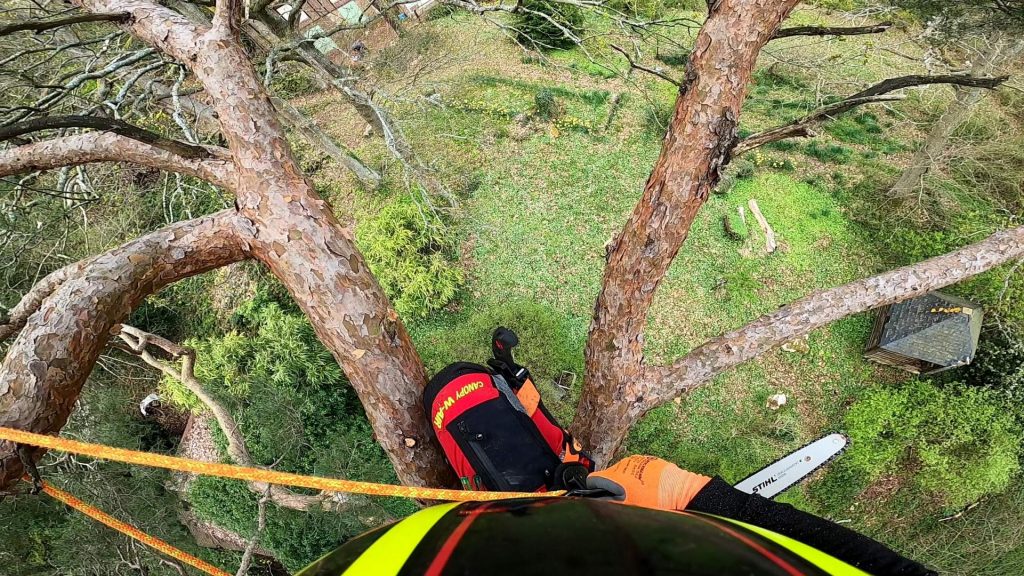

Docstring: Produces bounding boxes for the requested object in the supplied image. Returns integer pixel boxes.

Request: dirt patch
[860,472,905,503]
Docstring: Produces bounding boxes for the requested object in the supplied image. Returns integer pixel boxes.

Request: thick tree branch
[0,259,96,344]
[75,0,457,489]
[849,74,1010,100]
[212,0,243,37]
[0,12,132,36]
[571,0,803,466]
[0,210,250,492]
[73,0,206,69]
[0,132,236,188]
[734,94,903,155]
[0,116,210,159]
[736,73,1011,155]
[116,325,350,511]
[641,225,1024,409]
[286,0,308,29]
[772,22,891,40]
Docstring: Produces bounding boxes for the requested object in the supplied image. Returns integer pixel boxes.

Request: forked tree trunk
[571,0,801,466]
[0,0,454,491]
[889,37,1024,199]
[4,0,1022,496]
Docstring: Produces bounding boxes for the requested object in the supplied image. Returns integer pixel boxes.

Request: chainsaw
[734,433,848,498]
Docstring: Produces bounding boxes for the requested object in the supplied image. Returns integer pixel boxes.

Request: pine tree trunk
[571,0,801,466]
[188,30,453,489]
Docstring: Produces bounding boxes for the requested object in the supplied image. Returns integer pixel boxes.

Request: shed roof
[877,291,983,369]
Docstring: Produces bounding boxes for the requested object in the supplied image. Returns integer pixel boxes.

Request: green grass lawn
[292,9,1024,573]
[392,41,900,503]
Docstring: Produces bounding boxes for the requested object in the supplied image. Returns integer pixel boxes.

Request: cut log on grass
[748,199,777,254]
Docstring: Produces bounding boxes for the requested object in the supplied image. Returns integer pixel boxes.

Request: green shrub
[356,199,464,318]
[722,210,749,241]
[188,476,403,572]
[961,329,1024,402]
[732,159,756,179]
[714,173,736,195]
[165,297,416,569]
[803,141,853,164]
[514,0,585,51]
[161,298,369,470]
[766,139,799,152]
[825,113,884,144]
[642,101,674,133]
[844,380,1022,508]
[533,87,561,120]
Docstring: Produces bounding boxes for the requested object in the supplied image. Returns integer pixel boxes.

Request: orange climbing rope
[31,478,233,576]
[1,426,564,501]
[3,425,565,576]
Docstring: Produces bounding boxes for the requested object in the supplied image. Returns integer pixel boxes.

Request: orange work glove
[585,455,711,511]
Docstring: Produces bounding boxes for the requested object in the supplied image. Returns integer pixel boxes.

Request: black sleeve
[687,477,936,576]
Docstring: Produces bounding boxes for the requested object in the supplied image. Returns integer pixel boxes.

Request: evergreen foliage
[514,0,585,50]
[844,380,1022,509]
[355,199,464,319]
[961,329,1024,402]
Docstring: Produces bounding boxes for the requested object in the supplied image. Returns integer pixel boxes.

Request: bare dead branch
[270,97,381,188]
[285,0,308,29]
[3,48,157,126]
[235,486,270,576]
[735,73,1009,155]
[0,115,210,159]
[849,73,1010,100]
[115,324,351,512]
[734,94,903,155]
[747,198,776,253]
[641,224,1024,409]
[0,131,236,187]
[772,22,892,40]
[610,44,680,87]
[0,12,131,36]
